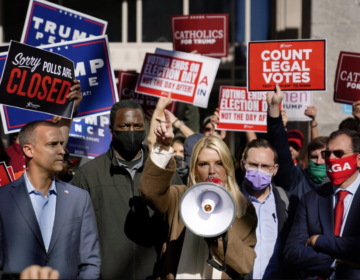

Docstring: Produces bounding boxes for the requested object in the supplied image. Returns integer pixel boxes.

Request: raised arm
[58,80,82,148]
[305,106,318,140]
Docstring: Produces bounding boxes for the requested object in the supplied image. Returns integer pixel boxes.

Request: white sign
[283,91,312,122]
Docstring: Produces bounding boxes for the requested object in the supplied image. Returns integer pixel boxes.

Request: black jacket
[267,113,319,198]
[72,145,182,279]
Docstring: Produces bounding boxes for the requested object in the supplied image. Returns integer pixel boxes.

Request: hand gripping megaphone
[179,178,236,238]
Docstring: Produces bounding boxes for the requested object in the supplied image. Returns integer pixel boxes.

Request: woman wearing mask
[139,110,257,279]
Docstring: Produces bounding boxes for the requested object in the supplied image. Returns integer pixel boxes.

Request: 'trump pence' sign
[136,49,220,108]
[248,39,326,92]
[217,86,269,132]
[171,14,228,58]
[21,0,107,46]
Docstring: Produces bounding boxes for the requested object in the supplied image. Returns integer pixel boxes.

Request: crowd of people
[0,81,360,279]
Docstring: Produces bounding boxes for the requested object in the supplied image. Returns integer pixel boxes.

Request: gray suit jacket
[0,175,101,279]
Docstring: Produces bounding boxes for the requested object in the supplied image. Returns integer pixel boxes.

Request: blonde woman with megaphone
[139,110,257,279]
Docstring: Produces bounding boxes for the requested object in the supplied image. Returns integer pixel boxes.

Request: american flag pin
[64,190,69,194]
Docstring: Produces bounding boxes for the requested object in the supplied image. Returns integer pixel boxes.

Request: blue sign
[0,36,118,134]
[67,114,111,158]
[21,0,107,46]
[342,104,352,114]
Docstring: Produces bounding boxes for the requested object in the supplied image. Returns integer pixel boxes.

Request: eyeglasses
[244,161,277,173]
[320,150,355,159]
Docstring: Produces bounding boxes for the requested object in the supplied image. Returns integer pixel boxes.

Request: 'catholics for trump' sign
[21,0,107,46]
[247,39,326,92]
[334,51,360,104]
[0,41,75,119]
[171,14,228,58]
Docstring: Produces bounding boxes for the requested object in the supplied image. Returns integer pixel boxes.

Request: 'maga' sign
[67,114,111,158]
[136,48,220,108]
[0,41,75,118]
[118,71,176,119]
[171,14,228,58]
[21,0,107,46]
[334,51,360,104]
[247,39,326,92]
[217,86,269,132]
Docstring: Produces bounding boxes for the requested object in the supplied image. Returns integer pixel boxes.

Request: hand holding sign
[267,84,283,118]
[67,80,82,112]
[155,110,174,147]
[352,101,360,121]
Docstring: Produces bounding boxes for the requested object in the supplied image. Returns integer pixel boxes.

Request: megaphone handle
[205,232,228,272]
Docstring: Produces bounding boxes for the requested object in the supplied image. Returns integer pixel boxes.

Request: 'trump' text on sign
[247,39,326,92]
[21,0,107,46]
[171,14,228,58]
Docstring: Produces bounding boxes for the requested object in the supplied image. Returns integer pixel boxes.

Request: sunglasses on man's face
[320,149,354,159]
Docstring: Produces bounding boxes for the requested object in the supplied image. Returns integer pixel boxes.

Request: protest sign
[135,49,220,108]
[0,36,118,134]
[342,104,352,114]
[0,41,75,119]
[247,39,326,92]
[67,114,111,158]
[171,14,228,58]
[118,71,176,119]
[334,51,360,104]
[217,86,269,132]
[0,162,12,187]
[283,91,312,122]
[21,0,107,46]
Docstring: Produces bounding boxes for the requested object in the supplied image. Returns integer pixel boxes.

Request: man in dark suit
[285,128,360,279]
[0,120,100,279]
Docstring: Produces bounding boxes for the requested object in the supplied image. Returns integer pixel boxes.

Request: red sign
[118,71,176,119]
[0,162,12,187]
[334,51,360,104]
[217,86,270,132]
[248,39,326,92]
[171,14,229,58]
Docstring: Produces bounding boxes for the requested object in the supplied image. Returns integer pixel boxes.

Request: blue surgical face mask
[244,169,273,191]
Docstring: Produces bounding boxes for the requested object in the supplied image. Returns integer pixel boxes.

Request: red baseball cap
[287,129,304,149]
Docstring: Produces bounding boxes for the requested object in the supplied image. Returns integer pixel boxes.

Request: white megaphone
[179,180,236,238]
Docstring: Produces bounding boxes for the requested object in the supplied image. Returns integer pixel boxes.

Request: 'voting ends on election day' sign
[334,51,360,104]
[118,71,176,120]
[67,114,111,158]
[247,39,326,92]
[21,0,107,46]
[217,86,269,132]
[136,48,220,108]
[0,36,118,134]
[283,91,312,122]
[0,41,75,119]
[171,14,228,58]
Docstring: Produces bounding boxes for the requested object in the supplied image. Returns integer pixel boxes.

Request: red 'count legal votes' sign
[171,14,228,58]
[334,51,360,104]
[217,86,270,133]
[247,39,326,92]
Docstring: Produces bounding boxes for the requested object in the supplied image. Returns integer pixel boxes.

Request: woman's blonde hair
[188,136,248,218]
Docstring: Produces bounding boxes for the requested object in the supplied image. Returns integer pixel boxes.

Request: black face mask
[112,130,146,161]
